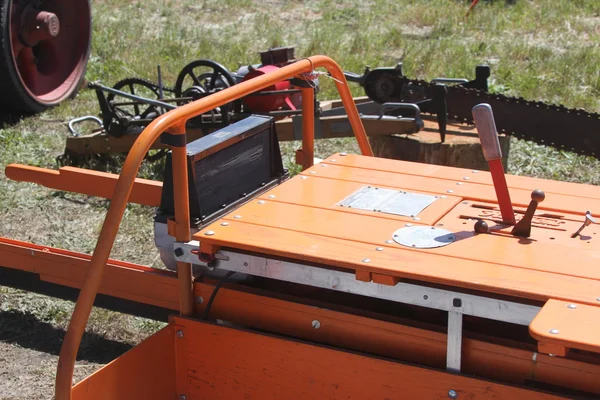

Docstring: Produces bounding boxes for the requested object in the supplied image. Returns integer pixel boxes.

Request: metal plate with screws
[392,226,456,249]
[338,186,437,217]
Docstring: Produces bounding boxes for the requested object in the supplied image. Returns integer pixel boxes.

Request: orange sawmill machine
[2,55,600,399]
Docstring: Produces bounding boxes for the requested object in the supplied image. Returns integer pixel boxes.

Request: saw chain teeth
[432,83,600,158]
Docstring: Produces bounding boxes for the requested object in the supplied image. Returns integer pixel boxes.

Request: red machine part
[0,0,92,113]
[241,65,296,112]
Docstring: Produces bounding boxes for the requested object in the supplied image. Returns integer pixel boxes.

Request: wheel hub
[20,7,60,47]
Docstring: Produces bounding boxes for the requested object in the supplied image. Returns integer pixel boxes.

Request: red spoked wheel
[0,0,91,113]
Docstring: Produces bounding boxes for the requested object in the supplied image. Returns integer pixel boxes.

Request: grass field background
[1,0,600,398]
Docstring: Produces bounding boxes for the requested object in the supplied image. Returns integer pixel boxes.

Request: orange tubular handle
[54,55,372,400]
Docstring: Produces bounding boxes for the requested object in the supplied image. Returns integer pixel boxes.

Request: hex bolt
[312,320,321,329]
[448,389,458,399]
[176,330,184,338]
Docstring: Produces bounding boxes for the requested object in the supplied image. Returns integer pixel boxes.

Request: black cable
[203,270,236,320]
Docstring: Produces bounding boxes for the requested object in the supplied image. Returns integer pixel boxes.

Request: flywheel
[0,0,92,113]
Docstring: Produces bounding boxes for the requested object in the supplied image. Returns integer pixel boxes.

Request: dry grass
[1,0,600,398]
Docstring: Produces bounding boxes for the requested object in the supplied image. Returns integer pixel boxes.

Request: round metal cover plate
[392,226,456,248]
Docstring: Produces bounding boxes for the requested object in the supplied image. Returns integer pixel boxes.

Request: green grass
[1,1,600,397]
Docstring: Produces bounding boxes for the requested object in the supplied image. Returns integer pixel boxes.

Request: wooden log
[369,117,510,171]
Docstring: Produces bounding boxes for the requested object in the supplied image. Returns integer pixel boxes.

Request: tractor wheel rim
[9,0,91,105]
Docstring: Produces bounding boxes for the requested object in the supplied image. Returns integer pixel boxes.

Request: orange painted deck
[195,153,600,355]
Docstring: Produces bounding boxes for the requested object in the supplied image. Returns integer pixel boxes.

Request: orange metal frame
[52,55,373,400]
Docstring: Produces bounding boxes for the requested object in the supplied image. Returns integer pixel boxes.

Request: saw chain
[348,64,600,159]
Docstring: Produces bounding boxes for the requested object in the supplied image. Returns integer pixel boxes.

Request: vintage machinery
[61,47,425,158]
[2,55,600,399]
[0,0,92,113]
[348,62,600,158]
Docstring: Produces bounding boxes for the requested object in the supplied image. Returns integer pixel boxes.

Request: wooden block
[369,117,510,171]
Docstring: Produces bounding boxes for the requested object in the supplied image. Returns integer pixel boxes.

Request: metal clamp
[67,116,104,137]
[379,102,421,119]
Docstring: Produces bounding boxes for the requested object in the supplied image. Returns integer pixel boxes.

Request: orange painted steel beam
[192,282,600,395]
[54,55,372,400]
[4,164,163,207]
[300,86,315,170]
[0,237,179,310]
[172,317,568,400]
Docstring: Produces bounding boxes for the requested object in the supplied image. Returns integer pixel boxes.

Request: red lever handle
[472,104,516,225]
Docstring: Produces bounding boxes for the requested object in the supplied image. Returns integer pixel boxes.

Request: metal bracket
[173,245,540,326]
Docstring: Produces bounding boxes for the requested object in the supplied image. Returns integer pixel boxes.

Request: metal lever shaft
[472,103,516,225]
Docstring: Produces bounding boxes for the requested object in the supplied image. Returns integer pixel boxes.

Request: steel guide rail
[174,242,541,373]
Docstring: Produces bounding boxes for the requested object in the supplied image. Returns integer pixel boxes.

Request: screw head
[300,176,308,180]
[268,194,276,198]
[176,330,184,338]
[375,247,384,251]
[567,304,577,309]
[362,258,370,263]
[463,176,470,180]
[180,395,187,400]
[448,389,458,399]
[312,320,321,329]
[549,329,559,334]
[220,222,229,226]
[456,182,463,185]
[447,190,454,193]
[340,152,347,156]
[413,217,421,221]
[195,296,204,304]
[405,223,413,227]
[309,171,316,174]
[204,230,215,236]
[258,200,266,204]
[472,170,479,173]
[234,215,242,219]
